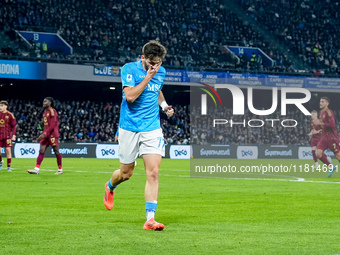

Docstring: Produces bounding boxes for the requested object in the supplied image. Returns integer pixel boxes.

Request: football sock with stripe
[56,153,62,169]
[107,180,116,192]
[320,153,331,166]
[312,150,318,163]
[36,153,45,166]
[145,201,157,221]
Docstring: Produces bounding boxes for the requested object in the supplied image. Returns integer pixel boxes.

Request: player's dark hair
[45,97,55,108]
[321,96,330,103]
[142,40,167,60]
[0,100,8,105]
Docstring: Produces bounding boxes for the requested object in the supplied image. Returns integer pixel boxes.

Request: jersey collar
[137,60,145,71]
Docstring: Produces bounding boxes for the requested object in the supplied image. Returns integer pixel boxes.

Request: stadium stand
[240,0,340,76]
[0,0,305,74]
[9,99,190,145]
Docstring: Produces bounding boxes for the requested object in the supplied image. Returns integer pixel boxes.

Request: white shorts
[118,128,165,164]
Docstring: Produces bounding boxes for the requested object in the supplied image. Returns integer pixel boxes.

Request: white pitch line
[30,168,340,184]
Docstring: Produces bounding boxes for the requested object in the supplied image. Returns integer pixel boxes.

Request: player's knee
[122,171,133,180]
[316,151,322,158]
[39,149,45,154]
[147,167,159,182]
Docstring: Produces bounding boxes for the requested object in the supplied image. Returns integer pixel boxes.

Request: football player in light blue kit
[104,41,174,231]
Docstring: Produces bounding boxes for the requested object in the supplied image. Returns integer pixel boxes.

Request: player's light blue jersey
[119,60,166,132]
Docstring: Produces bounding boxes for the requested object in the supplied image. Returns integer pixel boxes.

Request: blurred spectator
[8,99,190,144]
[0,0,295,73]
[8,98,339,146]
[240,0,340,76]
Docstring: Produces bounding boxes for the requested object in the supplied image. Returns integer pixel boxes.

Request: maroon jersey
[320,109,339,141]
[0,111,16,140]
[311,119,322,140]
[43,108,59,138]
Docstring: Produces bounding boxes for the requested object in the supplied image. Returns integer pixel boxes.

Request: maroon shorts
[311,138,320,148]
[317,137,340,155]
[0,138,12,148]
[40,137,59,147]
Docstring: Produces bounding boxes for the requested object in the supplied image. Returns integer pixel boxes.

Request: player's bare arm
[124,62,162,103]
[308,130,313,137]
[311,129,322,135]
[37,132,46,141]
[158,90,174,117]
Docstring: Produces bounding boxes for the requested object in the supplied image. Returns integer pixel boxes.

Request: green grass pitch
[1,158,340,254]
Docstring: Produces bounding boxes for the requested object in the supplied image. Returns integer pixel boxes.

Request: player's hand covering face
[144,57,162,78]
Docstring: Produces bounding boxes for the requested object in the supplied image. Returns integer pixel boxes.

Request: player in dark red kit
[0,100,16,172]
[27,97,63,175]
[308,110,332,169]
[313,97,340,177]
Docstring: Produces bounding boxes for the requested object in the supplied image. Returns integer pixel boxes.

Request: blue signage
[94,66,121,76]
[18,31,72,55]
[93,65,340,89]
[0,60,47,80]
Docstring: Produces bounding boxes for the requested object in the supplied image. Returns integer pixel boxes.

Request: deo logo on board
[170,145,190,159]
[96,145,119,159]
[101,148,115,156]
[174,149,187,156]
[20,147,36,155]
[237,146,258,159]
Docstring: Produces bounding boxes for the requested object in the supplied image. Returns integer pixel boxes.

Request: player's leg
[110,162,135,186]
[0,145,3,170]
[316,148,332,165]
[52,145,63,175]
[142,154,164,231]
[104,128,139,210]
[27,143,47,174]
[313,145,332,168]
[327,142,340,177]
[311,145,319,168]
[140,128,165,231]
[5,147,12,172]
[104,162,135,211]
[316,138,332,166]
[37,144,47,168]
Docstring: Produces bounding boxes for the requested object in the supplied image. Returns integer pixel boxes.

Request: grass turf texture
[0,158,339,255]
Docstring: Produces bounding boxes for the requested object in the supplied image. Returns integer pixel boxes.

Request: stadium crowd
[8,99,190,145]
[0,0,302,73]
[241,0,340,76]
[6,99,340,146]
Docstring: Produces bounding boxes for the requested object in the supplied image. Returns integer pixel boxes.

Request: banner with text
[0,60,47,80]
[93,65,340,89]
[96,144,119,159]
[169,145,191,159]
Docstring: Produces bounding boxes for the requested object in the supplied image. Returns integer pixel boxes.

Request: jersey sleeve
[121,64,136,87]
[324,110,336,128]
[10,115,16,135]
[159,67,166,89]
